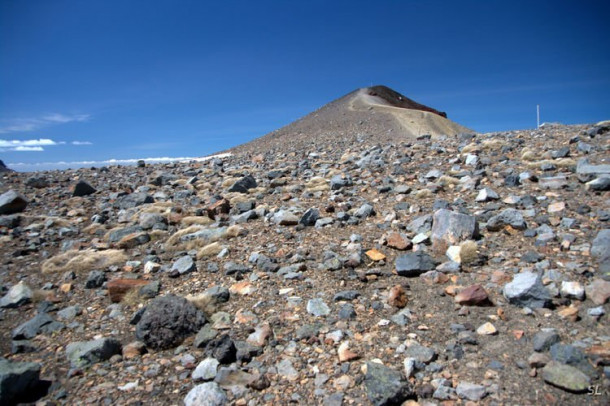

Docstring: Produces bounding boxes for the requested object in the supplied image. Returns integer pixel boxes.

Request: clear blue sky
[1,0,609,170]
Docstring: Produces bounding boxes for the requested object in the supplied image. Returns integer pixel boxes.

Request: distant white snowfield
[7,153,232,172]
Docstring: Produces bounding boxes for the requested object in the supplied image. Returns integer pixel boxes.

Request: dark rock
[113,193,154,209]
[72,180,96,197]
[228,175,257,193]
[0,190,28,215]
[330,174,353,190]
[194,325,218,349]
[364,361,413,405]
[85,270,106,289]
[136,295,207,350]
[299,208,320,226]
[171,255,196,276]
[395,252,437,277]
[0,359,43,405]
[206,334,236,364]
[25,176,48,188]
[333,290,361,301]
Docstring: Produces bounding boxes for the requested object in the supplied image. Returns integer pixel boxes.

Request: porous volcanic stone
[136,294,207,350]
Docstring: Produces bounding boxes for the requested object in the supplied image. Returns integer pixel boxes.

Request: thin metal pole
[537,105,540,129]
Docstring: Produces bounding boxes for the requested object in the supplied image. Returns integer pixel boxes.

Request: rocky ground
[0,122,609,406]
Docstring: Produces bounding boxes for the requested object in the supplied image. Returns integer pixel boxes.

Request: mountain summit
[230,85,473,155]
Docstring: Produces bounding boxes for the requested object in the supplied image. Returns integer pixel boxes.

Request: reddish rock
[207,198,231,220]
[386,232,412,250]
[123,341,147,359]
[107,279,150,303]
[247,323,272,347]
[388,285,408,308]
[454,284,491,306]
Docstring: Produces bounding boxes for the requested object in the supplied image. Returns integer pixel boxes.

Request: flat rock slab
[542,361,591,393]
[395,251,437,277]
[66,337,122,368]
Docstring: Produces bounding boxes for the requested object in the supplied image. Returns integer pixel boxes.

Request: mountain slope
[229,85,473,155]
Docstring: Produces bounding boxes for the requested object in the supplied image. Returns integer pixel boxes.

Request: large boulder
[0,359,43,405]
[0,190,28,215]
[136,295,207,350]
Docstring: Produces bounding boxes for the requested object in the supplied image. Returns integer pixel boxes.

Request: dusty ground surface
[0,88,609,406]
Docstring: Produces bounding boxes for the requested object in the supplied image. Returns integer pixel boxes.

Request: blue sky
[1,0,609,171]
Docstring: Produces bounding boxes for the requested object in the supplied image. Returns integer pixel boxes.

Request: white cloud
[14,146,44,151]
[43,113,90,123]
[0,113,91,134]
[0,138,57,148]
[72,141,92,145]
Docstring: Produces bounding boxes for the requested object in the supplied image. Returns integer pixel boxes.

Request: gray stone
[12,313,64,340]
[475,187,499,202]
[364,361,413,406]
[0,190,27,215]
[549,343,595,376]
[276,358,299,381]
[456,381,487,401]
[586,176,610,191]
[330,174,352,190]
[192,358,219,382]
[337,303,356,319]
[184,382,227,406]
[407,214,432,234]
[487,209,526,231]
[591,229,610,279]
[0,359,42,405]
[273,210,299,226]
[194,325,218,349]
[227,175,257,193]
[395,251,437,277]
[542,361,591,393]
[404,343,437,363]
[333,290,360,301]
[171,255,196,275]
[533,329,560,352]
[108,225,144,243]
[503,272,551,308]
[431,209,479,248]
[307,298,330,317]
[0,282,33,308]
[72,180,96,197]
[66,337,122,368]
[57,305,81,321]
[354,203,375,218]
[25,176,49,188]
[136,295,207,350]
[113,192,154,209]
[576,158,610,175]
[539,175,568,190]
[139,212,166,230]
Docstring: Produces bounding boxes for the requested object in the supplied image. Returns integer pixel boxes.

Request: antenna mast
[537,105,540,129]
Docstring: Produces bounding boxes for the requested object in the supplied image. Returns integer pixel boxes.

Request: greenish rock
[66,337,122,368]
[542,361,591,393]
